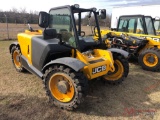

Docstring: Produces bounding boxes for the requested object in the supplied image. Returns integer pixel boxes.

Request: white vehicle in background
[111,5,160,29]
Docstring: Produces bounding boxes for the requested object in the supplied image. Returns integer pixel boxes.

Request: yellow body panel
[75,49,115,80]
[17,30,42,65]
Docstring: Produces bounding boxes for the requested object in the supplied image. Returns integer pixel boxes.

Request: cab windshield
[49,7,100,48]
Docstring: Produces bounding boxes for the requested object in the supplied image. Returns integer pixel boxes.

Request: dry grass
[0,23,107,40]
[0,40,160,120]
[0,23,41,40]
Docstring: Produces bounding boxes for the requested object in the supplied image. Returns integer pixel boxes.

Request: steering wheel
[81,31,85,37]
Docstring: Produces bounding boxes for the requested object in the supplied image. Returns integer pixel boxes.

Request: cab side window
[118,18,135,33]
[49,8,74,43]
[145,17,155,35]
[154,21,159,31]
[136,18,144,34]
[118,19,128,32]
[128,19,135,33]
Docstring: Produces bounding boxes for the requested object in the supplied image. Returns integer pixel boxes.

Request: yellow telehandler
[95,15,160,71]
[9,4,129,110]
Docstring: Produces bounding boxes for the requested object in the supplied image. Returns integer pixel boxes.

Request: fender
[42,57,86,73]
[9,42,19,54]
[108,48,129,58]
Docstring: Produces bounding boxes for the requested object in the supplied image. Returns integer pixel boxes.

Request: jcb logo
[92,65,106,74]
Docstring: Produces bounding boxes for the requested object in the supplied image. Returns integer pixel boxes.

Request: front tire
[103,54,129,85]
[11,46,25,72]
[138,48,160,71]
[44,65,88,110]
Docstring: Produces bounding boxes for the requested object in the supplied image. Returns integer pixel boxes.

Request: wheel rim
[103,60,124,81]
[13,50,22,68]
[143,53,158,67]
[49,73,75,103]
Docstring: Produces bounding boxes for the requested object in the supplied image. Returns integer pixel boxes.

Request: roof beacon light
[74,4,80,8]
[92,7,97,12]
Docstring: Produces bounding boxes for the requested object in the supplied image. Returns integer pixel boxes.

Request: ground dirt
[0,40,160,120]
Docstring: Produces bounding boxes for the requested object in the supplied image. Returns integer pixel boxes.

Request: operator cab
[39,4,106,52]
[117,15,156,35]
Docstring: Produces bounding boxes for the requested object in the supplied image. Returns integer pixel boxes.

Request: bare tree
[11,7,18,13]
[20,7,26,14]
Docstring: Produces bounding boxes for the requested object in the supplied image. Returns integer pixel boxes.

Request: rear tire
[138,48,160,71]
[103,54,129,85]
[44,65,88,110]
[11,46,25,72]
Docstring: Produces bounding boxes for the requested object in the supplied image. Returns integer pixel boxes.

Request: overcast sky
[1,0,160,14]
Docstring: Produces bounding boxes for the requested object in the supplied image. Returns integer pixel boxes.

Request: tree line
[0,8,39,24]
[76,13,111,27]
[0,8,111,27]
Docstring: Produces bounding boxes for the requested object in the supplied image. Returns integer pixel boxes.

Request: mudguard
[42,57,86,72]
[9,42,19,53]
[108,48,129,58]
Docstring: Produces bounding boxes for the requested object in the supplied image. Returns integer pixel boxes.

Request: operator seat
[43,28,57,40]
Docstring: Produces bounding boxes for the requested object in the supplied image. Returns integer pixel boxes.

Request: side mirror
[100,9,106,19]
[39,11,49,28]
